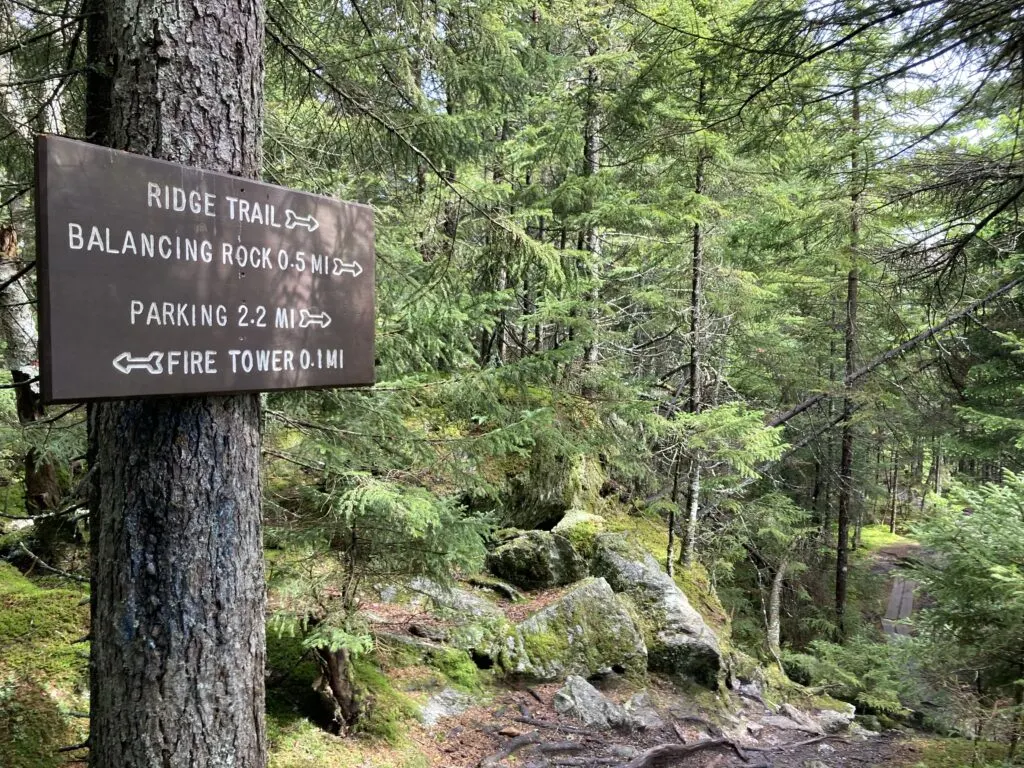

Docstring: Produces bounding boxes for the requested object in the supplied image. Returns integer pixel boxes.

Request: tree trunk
[580,43,601,395]
[86,1,267,766]
[767,558,788,663]
[889,445,898,534]
[682,460,701,567]
[681,77,707,568]
[836,88,860,640]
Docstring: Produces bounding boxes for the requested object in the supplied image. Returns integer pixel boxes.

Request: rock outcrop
[592,534,722,685]
[517,577,647,680]
[486,530,587,590]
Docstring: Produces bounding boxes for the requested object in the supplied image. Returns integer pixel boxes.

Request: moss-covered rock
[552,509,606,559]
[501,442,605,530]
[485,530,587,590]
[517,577,647,680]
[593,534,722,687]
[410,578,529,674]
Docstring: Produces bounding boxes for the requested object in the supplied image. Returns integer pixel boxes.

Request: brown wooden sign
[35,135,375,403]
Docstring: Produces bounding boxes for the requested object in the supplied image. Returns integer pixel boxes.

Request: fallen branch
[56,739,89,753]
[537,741,584,755]
[18,543,88,583]
[621,737,733,768]
[479,730,541,767]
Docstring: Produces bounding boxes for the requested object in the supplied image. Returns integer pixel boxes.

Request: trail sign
[35,135,375,403]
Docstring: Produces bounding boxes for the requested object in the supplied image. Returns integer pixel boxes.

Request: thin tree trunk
[836,88,861,640]
[682,461,701,567]
[87,1,267,766]
[767,558,788,663]
[682,77,707,568]
[667,449,681,577]
[889,445,899,534]
[581,43,601,395]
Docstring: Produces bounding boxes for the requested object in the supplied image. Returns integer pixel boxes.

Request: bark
[767,558,788,663]
[836,88,860,640]
[313,644,361,733]
[87,2,267,766]
[682,460,701,567]
[667,449,680,577]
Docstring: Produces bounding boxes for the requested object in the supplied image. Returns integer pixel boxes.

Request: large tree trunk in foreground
[87,1,267,766]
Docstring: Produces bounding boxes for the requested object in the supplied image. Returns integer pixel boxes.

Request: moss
[521,626,571,671]
[267,713,429,768]
[0,563,89,768]
[903,736,1009,768]
[856,524,912,555]
[518,579,647,680]
[674,563,730,633]
[0,679,73,768]
[428,648,483,692]
[350,657,419,743]
[552,508,606,559]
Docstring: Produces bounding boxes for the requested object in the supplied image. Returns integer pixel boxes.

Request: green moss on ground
[0,562,89,768]
[903,736,1010,768]
[267,714,429,768]
[857,524,912,554]
[350,657,420,742]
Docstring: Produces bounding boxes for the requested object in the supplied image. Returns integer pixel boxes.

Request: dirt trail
[871,541,920,637]
[419,681,917,768]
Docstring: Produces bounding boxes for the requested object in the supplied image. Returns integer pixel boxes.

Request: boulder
[420,687,474,727]
[623,691,664,731]
[517,577,647,680]
[411,577,528,674]
[553,676,632,730]
[486,530,587,590]
[815,702,856,733]
[592,534,722,685]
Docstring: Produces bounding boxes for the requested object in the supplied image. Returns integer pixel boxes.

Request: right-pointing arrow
[337,260,362,277]
[112,351,164,375]
[298,309,333,329]
[285,209,320,233]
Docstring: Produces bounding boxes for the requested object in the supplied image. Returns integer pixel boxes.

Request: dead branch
[18,542,88,583]
[621,738,733,768]
[479,730,541,767]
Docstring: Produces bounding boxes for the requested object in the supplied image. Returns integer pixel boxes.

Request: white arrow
[285,209,320,233]
[337,260,363,277]
[112,351,164,375]
[298,309,332,329]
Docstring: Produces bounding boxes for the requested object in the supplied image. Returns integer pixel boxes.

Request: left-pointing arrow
[112,351,164,375]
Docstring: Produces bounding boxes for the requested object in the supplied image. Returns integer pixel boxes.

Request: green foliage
[782,636,908,715]
[910,473,1024,708]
